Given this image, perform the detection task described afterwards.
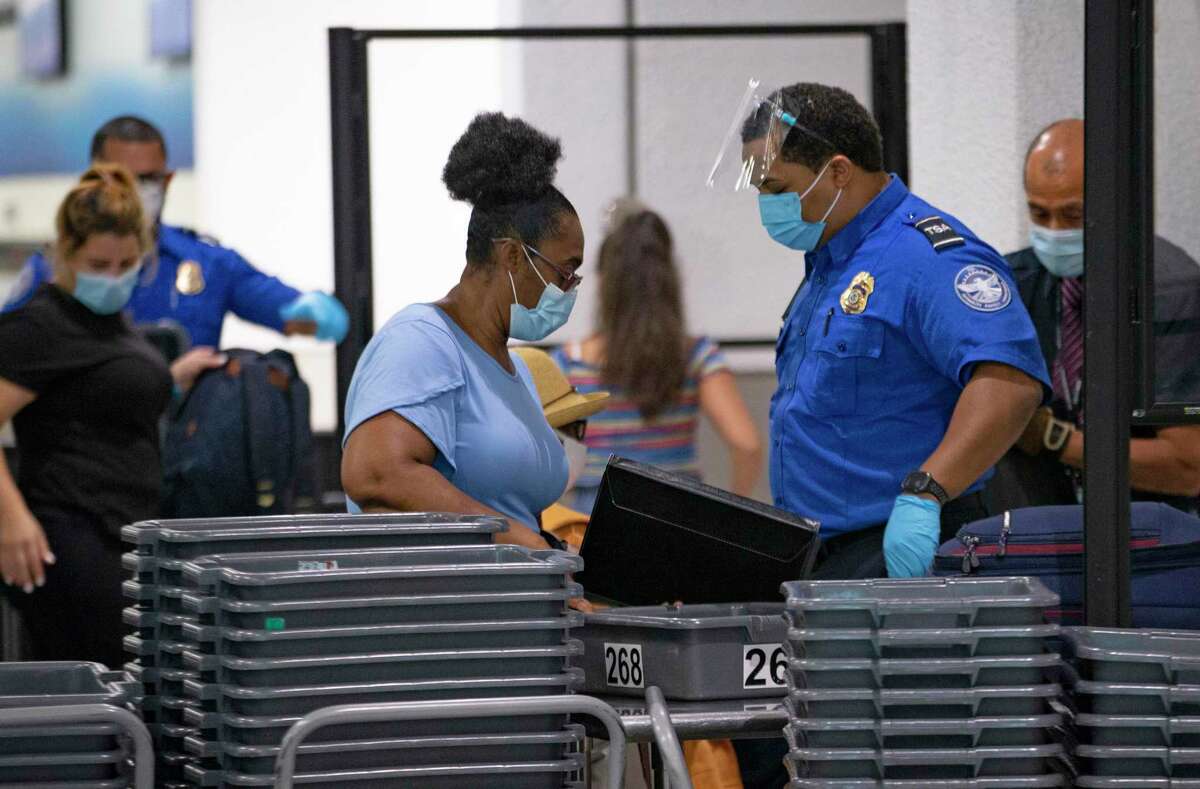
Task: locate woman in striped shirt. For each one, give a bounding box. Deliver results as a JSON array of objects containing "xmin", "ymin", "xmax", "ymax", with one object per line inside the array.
[{"xmin": 550, "ymin": 201, "xmax": 762, "ymax": 514}]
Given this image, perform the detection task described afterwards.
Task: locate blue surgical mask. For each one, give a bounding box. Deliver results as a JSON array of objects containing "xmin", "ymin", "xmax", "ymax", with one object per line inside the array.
[
  {"xmin": 137, "ymin": 180, "xmax": 165, "ymax": 229},
  {"xmin": 509, "ymin": 247, "xmax": 577, "ymax": 341},
  {"xmin": 758, "ymin": 159, "xmax": 843, "ymax": 252},
  {"xmin": 73, "ymin": 266, "xmax": 141, "ymax": 315},
  {"xmin": 1029, "ymin": 225, "xmax": 1084, "ymax": 279}
]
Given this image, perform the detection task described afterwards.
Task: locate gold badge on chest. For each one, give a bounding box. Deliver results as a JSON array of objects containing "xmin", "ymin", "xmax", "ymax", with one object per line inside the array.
[
  {"xmin": 176, "ymin": 260, "xmax": 205, "ymax": 296},
  {"xmin": 840, "ymin": 271, "xmax": 875, "ymax": 315}
]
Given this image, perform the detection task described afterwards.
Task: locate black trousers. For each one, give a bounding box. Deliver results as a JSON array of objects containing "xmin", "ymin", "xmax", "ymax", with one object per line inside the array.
[
  {"xmin": 734, "ymin": 493, "xmax": 990, "ymax": 789},
  {"xmin": 2, "ymin": 508, "xmax": 126, "ymax": 669}
]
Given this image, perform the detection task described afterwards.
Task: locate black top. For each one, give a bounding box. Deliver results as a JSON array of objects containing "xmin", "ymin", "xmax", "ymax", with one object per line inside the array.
[
  {"xmin": 991, "ymin": 238, "xmax": 1200, "ymax": 512},
  {"xmin": 0, "ymin": 285, "xmax": 173, "ymax": 533}
]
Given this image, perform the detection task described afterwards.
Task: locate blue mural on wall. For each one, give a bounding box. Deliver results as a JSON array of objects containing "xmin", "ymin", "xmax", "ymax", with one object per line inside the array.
[{"xmin": 0, "ymin": 71, "xmax": 193, "ymax": 175}]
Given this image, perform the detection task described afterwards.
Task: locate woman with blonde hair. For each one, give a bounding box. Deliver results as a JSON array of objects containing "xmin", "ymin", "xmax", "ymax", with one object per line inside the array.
[
  {"xmin": 0, "ymin": 164, "xmax": 221, "ymax": 665},
  {"xmin": 552, "ymin": 199, "xmax": 762, "ymax": 513}
]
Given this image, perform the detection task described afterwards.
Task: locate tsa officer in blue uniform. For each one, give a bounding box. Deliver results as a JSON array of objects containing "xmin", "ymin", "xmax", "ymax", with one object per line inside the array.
[
  {"xmin": 2, "ymin": 116, "xmax": 348, "ymax": 349},
  {"xmin": 737, "ymin": 83, "xmax": 1050, "ymax": 581}
]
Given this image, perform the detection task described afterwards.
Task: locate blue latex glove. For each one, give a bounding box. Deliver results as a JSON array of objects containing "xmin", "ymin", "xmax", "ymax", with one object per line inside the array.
[
  {"xmin": 882, "ymin": 494, "xmax": 942, "ymax": 578},
  {"xmin": 279, "ymin": 291, "xmax": 349, "ymax": 343}
]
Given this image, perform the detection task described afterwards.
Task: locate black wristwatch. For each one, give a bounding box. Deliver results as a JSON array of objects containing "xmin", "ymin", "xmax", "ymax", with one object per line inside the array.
[{"xmin": 901, "ymin": 470, "xmax": 950, "ymax": 506}]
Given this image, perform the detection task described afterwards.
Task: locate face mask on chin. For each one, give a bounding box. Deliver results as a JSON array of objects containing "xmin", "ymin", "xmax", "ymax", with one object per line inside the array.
[{"xmin": 558, "ymin": 432, "xmax": 588, "ymax": 494}]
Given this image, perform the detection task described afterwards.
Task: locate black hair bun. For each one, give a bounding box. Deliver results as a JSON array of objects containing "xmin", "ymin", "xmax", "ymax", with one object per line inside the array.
[{"xmin": 442, "ymin": 112, "xmax": 562, "ymax": 206}]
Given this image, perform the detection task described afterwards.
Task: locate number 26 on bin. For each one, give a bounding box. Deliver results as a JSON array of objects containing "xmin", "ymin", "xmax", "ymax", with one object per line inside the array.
[
  {"xmin": 743, "ymin": 644, "xmax": 786, "ymax": 689},
  {"xmin": 604, "ymin": 643, "xmax": 644, "ymax": 689}
]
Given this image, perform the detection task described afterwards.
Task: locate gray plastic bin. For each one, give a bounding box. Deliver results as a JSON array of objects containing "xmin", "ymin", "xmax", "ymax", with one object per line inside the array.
[
  {"xmin": 785, "ymin": 713, "xmax": 1063, "ymax": 749},
  {"xmin": 124, "ymin": 511, "xmax": 505, "ymax": 553},
  {"xmin": 0, "ymin": 721, "xmax": 126, "ymax": 756},
  {"xmin": 180, "ymin": 545, "xmax": 580, "ymax": 602},
  {"xmin": 787, "ymin": 624, "xmax": 1060, "ymax": 660},
  {"xmin": 122, "ymin": 513, "xmax": 506, "ymax": 587},
  {"xmin": 185, "ymin": 670, "xmax": 584, "ymax": 717},
  {"xmin": 0, "ymin": 748, "xmax": 127, "ymax": 782},
  {"xmin": 781, "ymin": 578, "xmax": 1058, "ymax": 630},
  {"xmin": 184, "ymin": 724, "xmax": 585, "ymax": 775},
  {"xmin": 784, "ymin": 743, "xmax": 1065, "ymax": 781},
  {"xmin": 186, "ymin": 706, "xmax": 573, "ymax": 748},
  {"xmin": 783, "ymin": 683, "xmax": 1064, "ymax": 720},
  {"xmin": 182, "ymin": 585, "xmax": 582, "ymax": 631},
  {"xmin": 1075, "ymin": 713, "xmax": 1200, "ymax": 747},
  {"xmin": 786, "ymin": 777, "xmax": 1068, "ymax": 788},
  {"xmin": 1075, "ymin": 744, "xmax": 1200, "ymax": 777},
  {"xmin": 0, "ymin": 663, "xmax": 136, "ymax": 710},
  {"xmin": 1070, "ymin": 679, "xmax": 1200, "ymax": 716},
  {"xmin": 182, "ymin": 641, "xmax": 583, "ymax": 687},
  {"xmin": 1075, "ymin": 778, "xmax": 1200, "ymax": 788},
  {"xmin": 788, "ymin": 653, "xmax": 1061, "ymax": 690},
  {"xmin": 576, "ymin": 603, "xmax": 787, "ymax": 700},
  {"xmin": 183, "ymin": 753, "xmax": 585, "ymax": 788},
  {"xmin": 182, "ymin": 613, "xmax": 582, "ymax": 659},
  {"xmin": 1063, "ymin": 628, "xmax": 1200, "ymax": 685}
]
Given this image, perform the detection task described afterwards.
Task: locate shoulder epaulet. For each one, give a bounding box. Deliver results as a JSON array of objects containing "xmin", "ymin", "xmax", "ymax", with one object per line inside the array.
[{"xmin": 913, "ymin": 216, "xmax": 965, "ymax": 253}]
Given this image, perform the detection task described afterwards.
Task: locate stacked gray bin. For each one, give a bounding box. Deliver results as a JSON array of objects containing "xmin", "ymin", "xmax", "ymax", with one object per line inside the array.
[
  {"xmin": 780, "ymin": 577, "xmax": 1070, "ymax": 788},
  {"xmin": 576, "ymin": 603, "xmax": 789, "ymax": 700},
  {"xmin": 0, "ymin": 661, "xmax": 143, "ymax": 787},
  {"xmin": 120, "ymin": 512, "xmax": 508, "ymax": 784},
  {"xmin": 167, "ymin": 541, "xmax": 584, "ymax": 787},
  {"xmin": 1064, "ymin": 627, "xmax": 1200, "ymax": 787}
]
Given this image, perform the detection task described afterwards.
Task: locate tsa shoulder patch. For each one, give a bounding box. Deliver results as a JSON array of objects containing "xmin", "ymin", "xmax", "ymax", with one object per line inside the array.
[
  {"xmin": 954, "ymin": 264, "xmax": 1012, "ymax": 312},
  {"xmin": 914, "ymin": 216, "xmax": 965, "ymax": 252}
]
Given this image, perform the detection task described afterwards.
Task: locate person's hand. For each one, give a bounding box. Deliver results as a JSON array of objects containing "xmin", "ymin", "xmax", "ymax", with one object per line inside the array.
[
  {"xmin": 280, "ymin": 292, "xmax": 349, "ymax": 343},
  {"xmin": 1016, "ymin": 406, "xmax": 1073, "ymax": 457},
  {"xmin": 0, "ymin": 509, "xmax": 54, "ymax": 593},
  {"xmin": 569, "ymin": 597, "xmax": 595, "ymax": 613},
  {"xmin": 169, "ymin": 347, "xmax": 227, "ymax": 392},
  {"xmin": 882, "ymin": 494, "xmax": 941, "ymax": 578}
]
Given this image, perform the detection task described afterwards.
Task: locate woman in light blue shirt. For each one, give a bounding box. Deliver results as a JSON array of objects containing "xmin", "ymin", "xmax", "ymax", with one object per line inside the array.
[{"xmin": 341, "ymin": 112, "xmax": 584, "ymax": 551}]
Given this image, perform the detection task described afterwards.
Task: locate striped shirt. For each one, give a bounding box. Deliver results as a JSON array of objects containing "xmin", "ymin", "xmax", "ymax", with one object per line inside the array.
[{"xmin": 549, "ymin": 337, "xmax": 729, "ymax": 514}]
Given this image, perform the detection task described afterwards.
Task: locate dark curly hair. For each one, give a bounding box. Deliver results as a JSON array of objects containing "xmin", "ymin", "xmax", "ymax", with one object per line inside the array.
[
  {"xmin": 442, "ymin": 112, "xmax": 577, "ymax": 265},
  {"xmin": 741, "ymin": 83, "xmax": 884, "ymax": 173}
]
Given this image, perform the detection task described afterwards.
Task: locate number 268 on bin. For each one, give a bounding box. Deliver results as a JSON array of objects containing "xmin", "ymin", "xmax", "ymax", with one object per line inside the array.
[{"xmin": 604, "ymin": 643, "xmax": 644, "ymax": 689}]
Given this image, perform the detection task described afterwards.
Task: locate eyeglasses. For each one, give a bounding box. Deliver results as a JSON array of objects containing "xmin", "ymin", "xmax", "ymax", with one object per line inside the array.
[
  {"xmin": 492, "ymin": 238, "xmax": 583, "ymax": 292},
  {"xmin": 524, "ymin": 244, "xmax": 583, "ymax": 292}
]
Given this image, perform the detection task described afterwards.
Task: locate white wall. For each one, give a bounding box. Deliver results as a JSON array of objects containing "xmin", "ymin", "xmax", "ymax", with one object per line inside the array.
[
  {"xmin": 907, "ymin": 0, "xmax": 1084, "ymax": 256},
  {"xmin": 1154, "ymin": 0, "xmax": 1200, "ymax": 262}
]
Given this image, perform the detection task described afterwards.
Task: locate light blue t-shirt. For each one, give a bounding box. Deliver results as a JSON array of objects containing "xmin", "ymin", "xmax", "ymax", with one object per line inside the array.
[{"xmin": 343, "ymin": 303, "xmax": 568, "ymax": 534}]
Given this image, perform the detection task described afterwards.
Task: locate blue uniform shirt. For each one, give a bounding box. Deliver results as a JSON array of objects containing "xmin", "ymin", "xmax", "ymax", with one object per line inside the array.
[
  {"xmin": 1, "ymin": 224, "xmax": 300, "ymax": 347},
  {"xmin": 770, "ymin": 176, "xmax": 1050, "ymax": 537}
]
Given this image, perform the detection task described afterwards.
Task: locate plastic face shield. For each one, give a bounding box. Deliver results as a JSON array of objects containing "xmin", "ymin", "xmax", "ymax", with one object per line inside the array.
[{"xmin": 705, "ymin": 79, "xmax": 795, "ymax": 193}]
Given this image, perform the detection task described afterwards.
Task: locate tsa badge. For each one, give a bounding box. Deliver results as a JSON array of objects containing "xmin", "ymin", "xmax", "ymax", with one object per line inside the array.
[
  {"xmin": 840, "ymin": 271, "xmax": 875, "ymax": 315},
  {"xmin": 176, "ymin": 260, "xmax": 205, "ymax": 296}
]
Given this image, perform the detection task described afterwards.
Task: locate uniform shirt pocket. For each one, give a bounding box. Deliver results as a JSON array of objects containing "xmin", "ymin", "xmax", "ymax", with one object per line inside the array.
[{"xmin": 798, "ymin": 316, "xmax": 885, "ymax": 418}]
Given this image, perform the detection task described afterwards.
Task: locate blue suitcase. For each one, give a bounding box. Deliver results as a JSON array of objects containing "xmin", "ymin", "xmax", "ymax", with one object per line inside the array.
[{"xmin": 934, "ymin": 502, "xmax": 1200, "ymax": 628}]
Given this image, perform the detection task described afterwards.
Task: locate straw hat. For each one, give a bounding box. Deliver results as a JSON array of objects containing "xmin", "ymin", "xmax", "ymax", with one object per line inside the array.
[{"xmin": 512, "ymin": 347, "xmax": 609, "ymax": 428}]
